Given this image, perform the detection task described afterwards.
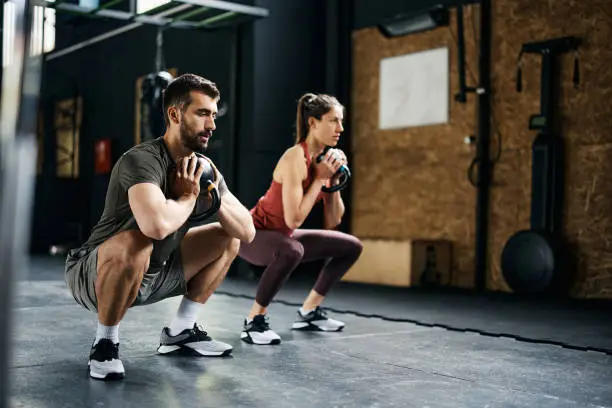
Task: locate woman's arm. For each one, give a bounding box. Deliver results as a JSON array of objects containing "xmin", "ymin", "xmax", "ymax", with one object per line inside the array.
[
  {"xmin": 280, "ymin": 149, "xmax": 326, "ymax": 230},
  {"xmin": 322, "ymin": 148, "xmax": 348, "ymax": 229},
  {"xmin": 322, "ymin": 179, "xmax": 345, "ymax": 229}
]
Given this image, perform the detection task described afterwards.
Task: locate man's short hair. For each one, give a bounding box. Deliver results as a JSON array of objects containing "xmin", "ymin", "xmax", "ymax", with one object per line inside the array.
[{"xmin": 162, "ymin": 73, "xmax": 220, "ymax": 124}]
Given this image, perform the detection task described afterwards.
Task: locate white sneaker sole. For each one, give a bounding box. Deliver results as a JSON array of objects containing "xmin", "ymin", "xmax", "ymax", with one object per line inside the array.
[
  {"xmin": 88, "ymin": 361, "xmax": 125, "ymax": 381},
  {"xmin": 240, "ymin": 331, "xmax": 281, "ymax": 345},
  {"xmin": 291, "ymin": 321, "xmax": 344, "ymax": 332},
  {"xmin": 157, "ymin": 344, "xmax": 232, "ymax": 356}
]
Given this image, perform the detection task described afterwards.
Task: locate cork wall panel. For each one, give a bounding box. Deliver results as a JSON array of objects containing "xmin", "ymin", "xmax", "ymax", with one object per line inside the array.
[
  {"xmin": 488, "ymin": 0, "xmax": 612, "ymax": 297},
  {"xmin": 351, "ymin": 8, "xmax": 480, "ymax": 288},
  {"xmin": 352, "ymin": 0, "xmax": 612, "ymax": 297}
]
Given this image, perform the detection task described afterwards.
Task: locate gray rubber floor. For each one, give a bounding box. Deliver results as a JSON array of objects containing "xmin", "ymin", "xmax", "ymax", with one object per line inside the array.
[
  {"xmin": 7, "ymin": 256, "xmax": 612, "ymax": 408},
  {"xmin": 225, "ymin": 260, "xmax": 612, "ymax": 355}
]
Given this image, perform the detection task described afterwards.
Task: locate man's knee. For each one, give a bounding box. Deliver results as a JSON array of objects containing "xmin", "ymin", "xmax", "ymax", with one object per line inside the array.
[
  {"xmin": 226, "ymin": 237, "xmax": 241, "ymax": 259},
  {"xmin": 98, "ymin": 229, "xmax": 153, "ymax": 281}
]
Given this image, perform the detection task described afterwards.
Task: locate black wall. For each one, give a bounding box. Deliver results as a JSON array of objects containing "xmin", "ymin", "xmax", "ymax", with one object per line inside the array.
[
  {"xmin": 237, "ymin": 0, "xmax": 327, "ymax": 209},
  {"xmin": 33, "ymin": 21, "xmax": 235, "ymax": 251},
  {"xmin": 31, "ymin": 0, "xmax": 344, "ymax": 253},
  {"xmin": 31, "ymin": 0, "xmax": 467, "ymax": 254}
]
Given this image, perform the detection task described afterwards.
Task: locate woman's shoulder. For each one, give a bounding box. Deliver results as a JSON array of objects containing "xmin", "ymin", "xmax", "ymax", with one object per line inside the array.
[
  {"xmin": 275, "ymin": 144, "xmax": 307, "ymax": 179},
  {"xmin": 280, "ymin": 144, "xmax": 307, "ymax": 164}
]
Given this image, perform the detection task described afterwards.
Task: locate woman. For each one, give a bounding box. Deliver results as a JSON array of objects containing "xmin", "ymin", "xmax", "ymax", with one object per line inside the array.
[{"xmin": 238, "ymin": 93, "xmax": 363, "ymax": 345}]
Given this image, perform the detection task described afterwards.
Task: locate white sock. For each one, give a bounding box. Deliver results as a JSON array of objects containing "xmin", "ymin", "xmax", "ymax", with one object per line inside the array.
[
  {"xmin": 95, "ymin": 322, "xmax": 119, "ymax": 345},
  {"xmin": 169, "ymin": 297, "xmax": 202, "ymax": 336},
  {"xmin": 300, "ymin": 307, "xmax": 314, "ymax": 316}
]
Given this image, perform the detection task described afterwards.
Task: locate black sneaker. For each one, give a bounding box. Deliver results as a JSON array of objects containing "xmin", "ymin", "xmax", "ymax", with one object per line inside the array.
[
  {"xmin": 292, "ymin": 306, "xmax": 345, "ymax": 332},
  {"xmin": 240, "ymin": 314, "xmax": 281, "ymax": 345},
  {"xmin": 157, "ymin": 323, "xmax": 233, "ymax": 356},
  {"xmin": 88, "ymin": 339, "xmax": 125, "ymax": 381}
]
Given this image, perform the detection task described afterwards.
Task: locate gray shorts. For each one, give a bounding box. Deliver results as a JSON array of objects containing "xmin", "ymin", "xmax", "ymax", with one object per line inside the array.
[{"xmin": 64, "ymin": 246, "xmax": 187, "ymax": 313}]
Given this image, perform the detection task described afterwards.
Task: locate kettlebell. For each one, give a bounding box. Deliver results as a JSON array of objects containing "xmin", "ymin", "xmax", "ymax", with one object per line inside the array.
[
  {"xmin": 316, "ymin": 149, "xmax": 352, "ymax": 193},
  {"xmin": 190, "ymin": 153, "xmax": 221, "ymax": 223}
]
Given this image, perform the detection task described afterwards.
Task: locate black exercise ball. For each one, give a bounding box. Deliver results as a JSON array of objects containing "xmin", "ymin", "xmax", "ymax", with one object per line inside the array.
[{"xmin": 501, "ymin": 229, "xmax": 557, "ymax": 294}]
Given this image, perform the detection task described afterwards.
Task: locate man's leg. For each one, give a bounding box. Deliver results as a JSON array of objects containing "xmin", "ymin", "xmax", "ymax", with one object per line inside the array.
[
  {"xmin": 157, "ymin": 222, "xmax": 239, "ymax": 356},
  {"xmin": 290, "ymin": 229, "xmax": 363, "ymax": 332},
  {"xmin": 84, "ymin": 230, "xmax": 153, "ymax": 381},
  {"xmin": 96, "ymin": 230, "xmax": 153, "ymax": 326}
]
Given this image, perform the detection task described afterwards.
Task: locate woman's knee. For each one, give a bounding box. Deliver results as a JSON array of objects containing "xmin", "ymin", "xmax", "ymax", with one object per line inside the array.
[
  {"xmin": 349, "ymin": 236, "xmax": 364, "ymax": 256},
  {"xmin": 276, "ymin": 239, "xmax": 305, "ymax": 263},
  {"xmin": 332, "ymin": 232, "xmax": 363, "ymax": 257}
]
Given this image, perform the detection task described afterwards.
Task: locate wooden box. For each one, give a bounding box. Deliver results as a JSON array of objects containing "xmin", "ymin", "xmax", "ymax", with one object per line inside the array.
[{"xmin": 342, "ymin": 239, "xmax": 453, "ymax": 287}]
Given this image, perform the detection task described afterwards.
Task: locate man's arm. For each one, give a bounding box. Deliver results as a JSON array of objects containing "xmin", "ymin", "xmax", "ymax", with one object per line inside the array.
[
  {"xmin": 215, "ymin": 175, "xmax": 256, "ymax": 243},
  {"xmin": 120, "ymin": 151, "xmax": 199, "ymax": 241},
  {"xmin": 129, "ymin": 184, "xmax": 196, "ymax": 240}
]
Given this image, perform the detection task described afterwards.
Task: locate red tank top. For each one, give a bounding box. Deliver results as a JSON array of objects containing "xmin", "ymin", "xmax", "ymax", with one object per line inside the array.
[{"xmin": 250, "ymin": 142, "xmax": 323, "ymax": 236}]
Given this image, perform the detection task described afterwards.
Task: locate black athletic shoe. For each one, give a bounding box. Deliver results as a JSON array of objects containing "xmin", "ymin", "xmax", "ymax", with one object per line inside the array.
[
  {"xmin": 292, "ymin": 306, "xmax": 345, "ymax": 332},
  {"xmin": 88, "ymin": 339, "xmax": 125, "ymax": 381},
  {"xmin": 157, "ymin": 323, "xmax": 233, "ymax": 356},
  {"xmin": 240, "ymin": 314, "xmax": 281, "ymax": 345}
]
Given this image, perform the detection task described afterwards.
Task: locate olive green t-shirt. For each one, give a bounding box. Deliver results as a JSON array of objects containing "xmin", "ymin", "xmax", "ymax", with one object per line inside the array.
[{"xmin": 79, "ymin": 137, "xmax": 227, "ymax": 268}]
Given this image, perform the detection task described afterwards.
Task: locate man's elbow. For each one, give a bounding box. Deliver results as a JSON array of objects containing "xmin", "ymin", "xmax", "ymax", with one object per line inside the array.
[
  {"xmin": 140, "ymin": 219, "xmax": 170, "ymax": 241},
  {"xmin": 242, "ymin": 222, "xmax": 256, "ymax": 243}
]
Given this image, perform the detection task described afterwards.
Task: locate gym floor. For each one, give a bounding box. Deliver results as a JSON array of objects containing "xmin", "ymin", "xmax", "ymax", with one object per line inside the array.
[{"xmin": 9, "ymin": 256, "xmax": 612, "ymax": 408}]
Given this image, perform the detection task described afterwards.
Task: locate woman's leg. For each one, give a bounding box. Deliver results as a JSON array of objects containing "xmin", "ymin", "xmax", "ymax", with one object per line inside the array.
[
  {"xmin": 238, "ymin": 229, "xmax": 305, "ymax": 344},
  {"xmin": 290, "ymin": 229, "xmax": 363, "ymax": 331}
]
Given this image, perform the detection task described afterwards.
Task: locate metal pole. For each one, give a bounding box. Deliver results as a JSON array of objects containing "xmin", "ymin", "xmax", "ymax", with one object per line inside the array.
[
  {"xmin": 226, "ymin": 26, "xmax": 239, "ymax": 190},
  {"xmin": 1, "ymin": 0, "xmax": 43, "ymax": 404},
  {"xmin": 474, "ymin": 0, "xmax": 492, "ymax": 292}
]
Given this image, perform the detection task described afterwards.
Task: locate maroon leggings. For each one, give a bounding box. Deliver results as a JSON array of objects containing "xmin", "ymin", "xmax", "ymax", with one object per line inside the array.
[{"xmin": 238, "ymin": 228, "xmax": 363, "ymax": 307}]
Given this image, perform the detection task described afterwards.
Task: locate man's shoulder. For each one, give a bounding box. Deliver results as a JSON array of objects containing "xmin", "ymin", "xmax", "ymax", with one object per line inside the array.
[
  {"xmin": 122, "ymin": 138, "xmax": 163, "ymax": 159},
  {"xmin": 113, "ymin": 139, "xmax": 169, "ymax": 183},
  {"xmin": 118, "ymin": 139, "xmax": 167, "ymax": 168}
]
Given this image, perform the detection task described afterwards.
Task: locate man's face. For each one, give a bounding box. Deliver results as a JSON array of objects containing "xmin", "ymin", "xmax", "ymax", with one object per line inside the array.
[{"xmin": 178, "ymin": 91, "xmax": 218, "ymax": 151}]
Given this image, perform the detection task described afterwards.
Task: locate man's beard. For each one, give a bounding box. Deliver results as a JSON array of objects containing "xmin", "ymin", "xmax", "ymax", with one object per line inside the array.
[{"xmin": 180, "ymin": 121, "xmax": 210, "ymax": 152}]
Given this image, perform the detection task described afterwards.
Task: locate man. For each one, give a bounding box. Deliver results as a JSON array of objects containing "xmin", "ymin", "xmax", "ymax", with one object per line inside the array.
[{"xmin": 64, "ymin": 73, "xmax": 255, "ymax": 381}]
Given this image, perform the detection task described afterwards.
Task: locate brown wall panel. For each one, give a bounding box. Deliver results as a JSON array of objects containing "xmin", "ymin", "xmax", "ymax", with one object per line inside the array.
[
  {"xmin": 351, "ymin": 2, "xmax": 612, "ymax": 297},
  {"xmin": 352, "ymin": 8, "xmax": 479, "ymax": 288}
]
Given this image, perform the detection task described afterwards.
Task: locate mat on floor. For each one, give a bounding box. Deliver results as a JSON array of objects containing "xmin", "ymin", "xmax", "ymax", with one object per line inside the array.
[{"xmin": 217, "ymin": 272, "xmax": 612, "ymax": 356}]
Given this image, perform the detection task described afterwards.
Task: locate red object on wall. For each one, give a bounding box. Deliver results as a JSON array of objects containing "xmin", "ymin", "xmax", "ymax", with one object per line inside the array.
[{"xmin": 94, "ymin": 139, "xmax": 112, "ymax": 175}]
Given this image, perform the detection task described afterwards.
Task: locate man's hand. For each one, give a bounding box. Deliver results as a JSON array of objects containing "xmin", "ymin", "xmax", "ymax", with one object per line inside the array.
[{"xmin": 172, "ymin": 154, "xmax": 205, "ymax": 199}]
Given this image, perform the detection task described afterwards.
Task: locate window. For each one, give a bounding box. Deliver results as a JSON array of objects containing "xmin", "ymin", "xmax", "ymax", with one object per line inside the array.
[
  {"xmin": 137, "ymin": 0, "xmax": 170, "ymax": 14},
  {"xmin": 3, "ymin": 0, "xmax": 56, "ymax": 67}
]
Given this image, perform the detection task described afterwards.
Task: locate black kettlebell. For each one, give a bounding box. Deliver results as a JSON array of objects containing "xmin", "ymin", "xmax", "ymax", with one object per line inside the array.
[
  {"xmin": 190, "ymin": 153, "xmax": 221, "ymax": 223},
  {"xmin": 316, "ymin": 149, "xmax": 351, "ymax": 193}
]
